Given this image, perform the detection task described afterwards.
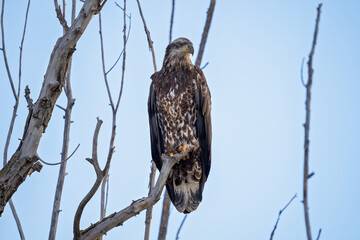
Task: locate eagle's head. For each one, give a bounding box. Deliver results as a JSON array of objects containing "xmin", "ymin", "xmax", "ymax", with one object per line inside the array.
[{"xmin": 163, "ymin": 37, "xmax": 194, "ymax": 69}]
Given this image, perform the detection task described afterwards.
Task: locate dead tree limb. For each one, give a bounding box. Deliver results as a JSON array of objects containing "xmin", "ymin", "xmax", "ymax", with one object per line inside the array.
[
  {"xmin": 269, "ymin": 194, "xmax": 297, "ymax": 240},
  {"xmin": 195, "ymin": 0, "xmax": 215, "ymax": 68},
  {"xmin": 79, "ymin": 148, "xmax": 192, "ymax": 240},
  {"xmin": 73, "ymin": 118, "xmax": 105, "ymax": 240},
  {"xmin": 49, "ymin": 0, "xmax": 76, "ymax": 238},
  {"xmin": 0, "ymin": 0, "xmax": 108, "ymax": 216},
  {"xmin": 303, "ymin": 3, "xmax": 322, "ymax": 240}
]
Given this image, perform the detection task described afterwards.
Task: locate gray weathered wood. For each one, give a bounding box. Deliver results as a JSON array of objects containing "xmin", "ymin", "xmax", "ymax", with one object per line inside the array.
[{"xmin": 0, "ymin": 0, "xmax": 107, "ymax": 216}]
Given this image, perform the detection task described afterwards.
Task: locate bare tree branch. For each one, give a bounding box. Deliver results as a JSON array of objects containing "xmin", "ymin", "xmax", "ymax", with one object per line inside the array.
[
  {"xmin": 158, "ymin": 191, "xmax": 170, "ymax": 240},
  {"xmin": 98, "ymin": 0, "xmax": 127, "ymax": 231},
  {"xmin": 54, "ymin": 0, "xmax": 69, "ymax": 31},
  {"xmin": 1, "ymin": 0, "xmax": 30, "ymax": 238},
  {"xmin": 49, "ymin": 1, "xmax": 76, "ymax": 237},
  {"xmin": 135, "ymin": 1, "xmax": 158, "ymax": 238},
  {"xmin": 99, "ymin": 11, "xmax": 115, "ymax": 111},
  {"xmin": 79, "ymin": 147, "xmax": 193, "ymax": 240},
  {"xmin": 169, "ymin": 0, "xmax": 175, "ymax": 43},
  {"xmin": 303, "ymin": 4, "xmax": 322, "ymax": 240},
  {"xmin": 105, "ymin": 2, "xmax": 131, "ymax": 75},
  {"xmin": 8, "ymin": 199, "xmax": 25, "ymax": 240},
  {"xmin": 0, "ymin": 0, "xmax": 108, "ymax": 216},
  {"xmin": 73, "ymin": 118, "xmax": 104, "ymax": 240},
  {"xmin": 175, "ymin": 214, "xmax": 188, "ymax": 240},
  {"xmin": 316, "ymin": 228, "xmax": 322, "ymax": 240},
  {"xmin": 195, "ymin": 0, "xmax": 215, "ymax": 67},
  {"xmin": 269, "ymin": 194, "xmax": 297, "ymax": 240},
  {"xmin": 38, "ymin": 144, "xmax": 79, "ymax": 166},
  {"xmin": 1, "ymin": 0, "xmax": 16, "ymax": 100},
  {"xmin": 136, "ymin": 0, "xmax": 157, "ymax": 72},
  {"xmin": 144, "ymin": 162, "xmax": 157, "ymax": 240},
  {"xmin": 114, "ymin": 0, "xmax": 127, "ymax": 113}
]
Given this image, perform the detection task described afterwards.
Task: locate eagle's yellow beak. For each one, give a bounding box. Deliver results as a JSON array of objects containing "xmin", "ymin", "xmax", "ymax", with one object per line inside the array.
[{"xmin": 180, "ymin": 44, "xmax": 194, "ymax": 55}]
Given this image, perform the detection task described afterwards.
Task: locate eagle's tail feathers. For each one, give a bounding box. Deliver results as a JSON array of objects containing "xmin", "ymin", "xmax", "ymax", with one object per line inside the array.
[{"xmin": 167, "ymin": 179, "xmax": 202, "ymax": 214}]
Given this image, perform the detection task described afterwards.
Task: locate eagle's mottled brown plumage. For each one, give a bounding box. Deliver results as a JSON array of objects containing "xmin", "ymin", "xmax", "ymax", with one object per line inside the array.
[{"xmin": 148, "ymin": 38, "xmax": 211, "ymax": 213}]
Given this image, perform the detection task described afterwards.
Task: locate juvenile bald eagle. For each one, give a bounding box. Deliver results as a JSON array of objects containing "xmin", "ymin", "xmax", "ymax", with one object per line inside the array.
[{"xmin": 148, "ymin": 37, "xmax": 212, "ymax": 213}]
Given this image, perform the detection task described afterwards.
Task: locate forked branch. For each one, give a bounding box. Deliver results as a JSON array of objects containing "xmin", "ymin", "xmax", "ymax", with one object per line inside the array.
[{"xmin": 73, "ymin": 118, "xmax": 105, "ymax": 240}]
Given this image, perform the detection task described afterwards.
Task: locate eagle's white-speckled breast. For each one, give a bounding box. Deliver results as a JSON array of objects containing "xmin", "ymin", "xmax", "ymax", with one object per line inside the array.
[{"xmin": 156, "ymin": 77, "xmax": 198, "ymax": 153}]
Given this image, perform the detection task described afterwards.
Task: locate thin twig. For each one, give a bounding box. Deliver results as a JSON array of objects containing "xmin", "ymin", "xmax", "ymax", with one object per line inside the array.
[
  {"xmin": 135, "ymin": 1, "xmax": 158, "ymax": 238},
  {"xmin": 104, "ymin": 174, "xmax": 110, "ymax": 213},
  {"xmin": 316, "ymin": 229, "xmax": 322, "ymax": 240},
  {"xmin": 269, "ymin": 194, "xmax": 297, "ymax": 240},
  {"xmin": 9, "ymin": 199, "xmax": 25, "ymax": 240},
  {"xmin": 114, "ymin": 0, "xmax": 127, "ymax": 113},
  {"xmin": 73, "ymin": 118, "xmax": 104, "ymax": 240},
  {"xmin": 99, "ymin": 11, "xmax": 114, "ymax": 111},
  {"xmin": 98, "ymin": 2, "xmax": 127, "ymax": 236},
  {"xmin": 2, "ymin": 0, "xmax": 30, "ymax": 238},
  {"xmin": 39, "ymin": 144, "xmax": 80, "ymax": 166},
  {"xmin": 195, "ymin": 0, "xmax": 215, "ymax": 67},
  {"xmin": 1, "ymin": 0, "xmax": 16, "ymax": 100},
  {"xmin": 169, "ymin": 0, "xmax": 175, "ymax": 43},
  {"xmin": 300, "ymin": 57, "xmax": 306, "ymax": 87},
  {"xmin": 201, "ymin": 61, "xmax": 209, "ymax": 70},
  {"xmin": 303, "ymin": 4, "xmax": 322, "ymax": 240},
  {"xmin": 175, "ymin": 215, "xmax": 188, "ymax": 240},
  {"xmin": 105, "ymin": 4, "xmax": 131, "ymax": 76},
  {"xmin": 56, "ymin": 104, "xmax": 66, "ymax": 111},
  {"xmin": 136, "ymin": 0, "xmax": 157, "ymax": 72}
]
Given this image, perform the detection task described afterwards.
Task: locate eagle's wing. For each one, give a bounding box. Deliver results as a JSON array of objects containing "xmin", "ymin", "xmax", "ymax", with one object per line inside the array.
[
  {"xmin": 148, "ymin": 81, "xmax": 164, "ymax": 170},
  {"xmin": 194, "ymin": 67, "xmax": 212, "ymax": 182}
]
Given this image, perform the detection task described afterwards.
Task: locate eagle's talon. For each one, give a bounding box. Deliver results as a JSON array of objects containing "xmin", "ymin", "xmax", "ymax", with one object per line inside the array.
[{"xmin": 169, "ymin": 153, "xmax": 174, "ymax": 157}]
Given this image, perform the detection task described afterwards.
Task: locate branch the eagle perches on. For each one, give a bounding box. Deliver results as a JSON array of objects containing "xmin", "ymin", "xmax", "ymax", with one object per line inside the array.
[{"xmin": 74, "ymin": 117, "xmax": 193, "ymax": 240}]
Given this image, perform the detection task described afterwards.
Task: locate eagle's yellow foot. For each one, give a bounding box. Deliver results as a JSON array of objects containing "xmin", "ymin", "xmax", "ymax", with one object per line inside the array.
[
  {"xmin": 178, "ymin": 144, "xmax": 188, "ymax": 152},
  {"xmin": 169, "ymin": 144, "xmax": 189, "ymax": 158}
]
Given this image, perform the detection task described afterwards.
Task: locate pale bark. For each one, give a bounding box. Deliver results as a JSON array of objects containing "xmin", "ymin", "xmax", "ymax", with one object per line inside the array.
[{"xmin": 0, "ymin": 0, "xmax": 107, "ymax": 216}]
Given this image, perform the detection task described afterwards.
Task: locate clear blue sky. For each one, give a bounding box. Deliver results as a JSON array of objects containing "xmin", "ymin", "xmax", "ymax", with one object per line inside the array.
[{"xmin": 1, "ymin": 0, "xmax": 360, "ymax": 239}]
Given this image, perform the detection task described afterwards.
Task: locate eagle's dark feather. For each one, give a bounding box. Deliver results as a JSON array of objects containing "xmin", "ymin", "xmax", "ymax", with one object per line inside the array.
[{"xmin": 148, "ymin": 38, "xmax": 211, "ymax": 213}]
